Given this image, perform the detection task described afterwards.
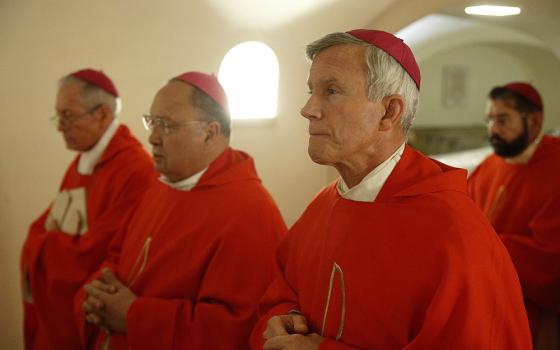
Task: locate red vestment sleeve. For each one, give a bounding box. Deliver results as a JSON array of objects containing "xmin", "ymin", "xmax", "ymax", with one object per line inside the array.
[
  {"xmin": 405, "ymin": 245, "xmax": 528, "ymax": 349},
  {"xmin": 319, "ymin": 339, "xmax": 363, "ymax": 350},
  {"xmin": 22, "ymin": 163, "xmax": 152, "ymax": 349},
  {"xmin": 74, "ymin": 217, "xmax": 131, "ymax": 348},
  {"xmin": 23, "ymin": 166, "xmax": 150, "ymax": 292},
  {"xmin": 24, "ymin": 194, "xmax": 132, "ymax": 289},
  {"xmin": 249, "ymin": 235, "xmax": 301, "ymax": 350},
  {"xmin": 499, "ymin": 191, "xmax": 560, "ymax": 310},
  {"xmin": 125, "ymin": 219, "xmax": 279, "ymax": 350}
]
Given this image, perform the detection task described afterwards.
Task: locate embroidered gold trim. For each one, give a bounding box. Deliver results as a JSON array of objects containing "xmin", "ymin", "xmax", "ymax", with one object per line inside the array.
[
  {"xmin": 126, "ymin": 235, "xmax": 152, "ymax": 287},
  {"xmin": 321, "ymin": 262, "xmax": 346, "ymax": 340},
  {"xmin": 336, "ymin": 263, "xmax": 346, "ymax": 341},
  {"xmin": 488, "ymin": 185, "xmax": 505, "ymax": 222},
  {"xmin": 100, "ymin": 330, "xmax": 111, "ymax": 350}
]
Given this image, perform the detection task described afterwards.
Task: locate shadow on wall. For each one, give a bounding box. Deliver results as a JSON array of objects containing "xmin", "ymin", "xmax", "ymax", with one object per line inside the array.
[{"xmin": 408, "ymin": 125, "xmax": 487, "ymax": 155}]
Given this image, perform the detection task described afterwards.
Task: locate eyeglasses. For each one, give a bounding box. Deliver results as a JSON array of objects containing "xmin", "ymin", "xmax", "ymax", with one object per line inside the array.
[
  {"xmin": 483, "ymin": 114, "xmax": 526, "ymax": 129},
  {"xmin": 141, "ymin": 114, "xmax": 206, "ymax": 135},
  {"xmin": 50, "ymin": 105, "xmax": 101, "ymax": 128}
]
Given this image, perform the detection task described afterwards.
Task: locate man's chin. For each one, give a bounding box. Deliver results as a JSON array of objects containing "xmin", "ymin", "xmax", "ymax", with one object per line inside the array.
[
  {"xmin": 153, "ymin": 161, "xmax": 164, "ymax": 173},
  {"xmin": 63, "ymin": 137, "xmax": 90, "ymax": 152},
  {"xmin": 308, "ymin": 149, "xmax": 333, "ymax": 166},
  {"xmin": 490, "ymin": 142, "xmax": 505, "ymax": 151},
  {"xmin": 65, "ymin": 142, "xmax": 82, "ymax": 152},
  {"xmin": 491, "ymin": 144, "xmax": 527, "ymax": 158}
]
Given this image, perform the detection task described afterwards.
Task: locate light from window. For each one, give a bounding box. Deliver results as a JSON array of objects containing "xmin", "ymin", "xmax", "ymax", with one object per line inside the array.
[{"xmin": 218, "ymin": 41, "xmax": 279, "ymax": 119}]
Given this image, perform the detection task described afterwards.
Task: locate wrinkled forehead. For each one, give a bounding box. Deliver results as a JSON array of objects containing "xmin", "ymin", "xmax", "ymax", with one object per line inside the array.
[
  {"xmin": 55, "ymin": 82, "xmax": 85, "ymax": 110},
  {"xmin": 308, "ymin": 44, "xmax": 368, "ymax": 86}
]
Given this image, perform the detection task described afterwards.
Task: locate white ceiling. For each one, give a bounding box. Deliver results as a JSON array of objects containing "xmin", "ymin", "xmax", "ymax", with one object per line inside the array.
[
  {"xmin": 204, "ymin": 0, "xmax": 560, "ymax": 57},
  {"xmin": 397, "ymin": 14, "xmax": 552, "ymax": 61},
  {"xmin": 437, "ymin": 0, "xmax": 560, "ymax": 53}
]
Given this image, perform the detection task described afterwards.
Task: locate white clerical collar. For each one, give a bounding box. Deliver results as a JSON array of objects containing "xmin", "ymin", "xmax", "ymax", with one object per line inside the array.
[
  {"xmin": 337, "ymin": 143, "xmax": 405, "ymax": 202},
  {"xmin": 505, "ymin": 133, "xmax": 543, "ymax": 165},
  {"xmin": 159, "ymin": 167, "xmax": 208, "ymax": 191},
  {"xmin": 77, "ymin": 118, "xmax": 120, "ymax": 175}
]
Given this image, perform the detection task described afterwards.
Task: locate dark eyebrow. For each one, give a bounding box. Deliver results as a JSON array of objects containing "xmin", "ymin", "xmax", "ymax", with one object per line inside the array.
[{"xmin": 494, "ymin": 113, "xmax": 511, "ymax": 118}]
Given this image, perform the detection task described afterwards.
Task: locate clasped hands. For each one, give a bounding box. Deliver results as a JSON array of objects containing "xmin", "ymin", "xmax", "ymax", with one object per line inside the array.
[
  {"xmin": 263, "ymin": 313, "xmax": 324, "ymax": 350},
  {"xmin": 82, "ymin": 268, "xmax": 136, "ymax": 333},
  {"xmin": 83, "ymin": 271, "xmax": 324, "ymax": 349}
]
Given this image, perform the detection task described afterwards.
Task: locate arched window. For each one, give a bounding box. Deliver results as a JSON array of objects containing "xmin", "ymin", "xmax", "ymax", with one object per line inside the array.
[{"xmin": 218, "ymin": 41, "xmax": 279, "ymax": 119}]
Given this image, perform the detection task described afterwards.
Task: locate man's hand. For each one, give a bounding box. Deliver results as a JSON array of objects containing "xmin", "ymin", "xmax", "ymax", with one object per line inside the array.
[
  {"xmin": 264, "ymin": 313, "xmax": 310, "ymax": 339},
  {"xmin": 264, "ymin": 333, "xmax": 324, "ymax": 350},
  {"xmin": 83, "ymin": 269, "xmax": 136, "ymax": 333},
  {"xmin": 82, "ymin": 277, "xmax": 116, "ymax": 327}
]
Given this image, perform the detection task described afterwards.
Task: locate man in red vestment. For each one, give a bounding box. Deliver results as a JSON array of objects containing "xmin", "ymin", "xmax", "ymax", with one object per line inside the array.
[
  {"xmin": 250, "ymin": 29, "xmax": 532, "ymax": 350},
  {"xmin": 78, "ymin": 71, "xmax": 286, "ymax": 350},
  {"xmin": 20, "ymin": 69, "xmax": 156, "ymax": 350},
  {"xmin": 468, "ymin": 82, "xmax": 560, "ymax": 349}
]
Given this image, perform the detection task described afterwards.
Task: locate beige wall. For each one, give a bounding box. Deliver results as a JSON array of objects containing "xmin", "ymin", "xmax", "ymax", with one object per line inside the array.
[
  {"xmin": 416, "ymin": 44, "xmax": 529, "ymax": 127},
  {"xmin": 414, "ymin": 42, "xmax": 560, "ymax": 130}
]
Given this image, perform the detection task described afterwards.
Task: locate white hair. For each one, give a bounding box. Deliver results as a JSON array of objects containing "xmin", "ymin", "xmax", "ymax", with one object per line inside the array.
[
  {"xmin": 59, "ymin": 75, "xmax": 121, "ymax": 116},
  {"xmin": 306, "ymin": 32, "xmax": 419, "ymax": 133}
]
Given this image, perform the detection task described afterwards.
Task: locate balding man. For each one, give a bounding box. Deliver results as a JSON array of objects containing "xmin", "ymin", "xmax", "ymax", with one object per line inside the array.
[
  {"xmin": 78, "ymin": 72, "xmax": 286, "ymax": 350},
  {"xmin": 469, "ymin": 82, "xmax": 560, "ymax": 350},
  {"xmin": 250, "ymin": 29, "xmax": 531, "ymax": 350},
  {"xmin": 21, "ymin": 69, "xmax": 156, "ymax": 350}
]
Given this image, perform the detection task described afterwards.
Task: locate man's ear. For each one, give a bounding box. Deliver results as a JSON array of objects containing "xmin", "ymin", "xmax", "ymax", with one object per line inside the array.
[
  {"xmin": 204, "ymin": 121, "xmax": 221, "ymax": 144},
  {"xmin": 379, "ymin": 95, "xmax": 404, "ymax": 132},
  {"xmin": 95, "ymin": 104, "xmax": 113, "ymax": 129},
  {"xmin": 528, "ymin": 111, "xmax": 543, "ymax": 133}
]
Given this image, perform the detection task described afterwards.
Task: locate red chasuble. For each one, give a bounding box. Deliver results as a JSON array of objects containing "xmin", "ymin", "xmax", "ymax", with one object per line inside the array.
[
  {"xmin": 251, "ymin": 145, "xmax": 531, "ymax": 350},
  {"xmin": 21, "ymin": 125, "xmax": 156, "ymax": 350},
  {"xmin": 79, "ymin": 148, "xmax": 286, "ymax": 350},
  {"xmin": 469, "ymin": 135, "xmax": 560, "ymax": 345}
]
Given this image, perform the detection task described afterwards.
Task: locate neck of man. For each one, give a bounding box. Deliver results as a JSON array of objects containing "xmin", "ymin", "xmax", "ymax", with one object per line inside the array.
[
  {"xmin": 336, "ymin": 134, "xmax": 406, "ymax": 189},
  {"xmin": 505, "ymin": 132, "xmax": 542, "ymax": 165},
  {"xmin": 165, "ymin": 136, "xmax": 230, "ymax": 183},
  {"xmin": 191, "ymin": 137, "xmax": 230, "ymax": 179},
  {"xmin": 205, "ymin": 136, "xmax": 230, "ymax": 167},
  {"xmin": 80, "ymin": 114, "xmax": 115, "ymax": 152}
]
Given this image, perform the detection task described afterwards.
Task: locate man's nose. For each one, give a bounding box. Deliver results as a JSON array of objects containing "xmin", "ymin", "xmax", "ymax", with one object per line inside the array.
[
  {"xmin": 148, "ymin": 128, "xmax": 162, "ymax": 146},
  {"xmin": 300, "ymin": 96, "xmax": 321, "ymax": 120},
  {"xmin": 487, "ymin": 120, "xmax": 502, "ymax": 135},
  {"xmin": 57, "ymin": 120, "xmax": 68, "ymax": 132}
]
